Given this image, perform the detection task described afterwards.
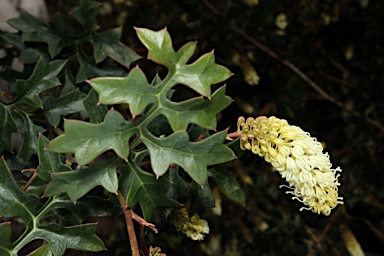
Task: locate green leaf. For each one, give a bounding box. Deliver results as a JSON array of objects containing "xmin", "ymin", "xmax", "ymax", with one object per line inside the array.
[
  {"xmin": 28, "ymin": 244, "xmax": 53, "ymax": 256},
  {"xmin": 210, "ymin": 167, "xmax": 245, "ymax": 204},
  {"xmin": 72, "ymin": 0, "xmax": 100, "ymax": 32},
  {"xmin": 45, "ymin": 158, "xmax": 120, "ymax": 201},
  {"xmin": 44, "ymin": 90, "xmax": 86, "ymax": 127},
  {"xmin": 136, "ymin": 27, "xmax": 232, "ymax": 96},
  {"xmin": 0, "ymin": 222, "xmax": 12, "ymax": 254},
  {"xmin": 160, "ymin": 86, "xmax": 232, "ymax": 131},
  {"xmin": 143, "ymin": 130, "xmax": 236, "ymax": 185},
  {"xmin": 83, "ymin": 89, "xmax": 108, "ymax": 123},
  {"xmin": 76, "ymin": 57, "xmax": 110, "ymax": 82},
  {"xmin": 47, "ymin": 110, "xmax": 136, "ymax": 165},
  {"xmin": 166, "ymin": 166, "xmax": 188, "ymax": 199},
  {"xmin": 16, "ymin": 111, "xmax": 45, "ymax": 161},
  {"xmin": 89, "ymin": 66, "xmax": 158, "ymax": 117},
  {"xmin": 0, "ymin": 157, "xmax": 37, "ymax": 223},
  {"xmin": 0, "ymin": 103, "xmax": 18, "ymax": 152},
  {"xmin": 92, "ymin": 27, "xmax": 141, "ymax": 67},
  {"xmin": 36, "ymin": 134, "xmax": 72, "ymax": 181},
  {"xmin": 123, "ymin": 160, "xmax": 180, "ymax": 220},
  {"xmin": 13, "ymin": 57, "xmax": 65, "ymax": 108},
  {"xmin": 16, "ymin": 223, "xmax": 105, "ymax": 256},
  {"xmin": 189, "ymin": 180, "xmax": 214, "ymax": 215},
  {"xmin": 7, "ymin": 12, "xmax": 71, "ymax": 58}
]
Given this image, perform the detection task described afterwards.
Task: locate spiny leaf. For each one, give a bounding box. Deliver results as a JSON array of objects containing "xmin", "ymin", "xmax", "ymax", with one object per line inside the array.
[
  {"xmin": 210, "ymin": 167, "xmax": 245, "ymax": 204},
  {"xmin": 83, "ymin": 89, "xmax": 108, "ymax": 123},
  {"xmin": 89, "ymin": 66, "xmax": 158, "ymax": 117},
  {"xmin": 16, "ymin": 111, "xmax": 45, "ymax": 161},
  {"xmin": 44, "ymin": 90, "xmax": 86, "ymax": 127},
  {"xmin": 27, "ymin": 244, "xmax": 52, "ymax": 256},
  {"xmin": 47, "ymin": 110, "xmax": 136, "ymax": 165},
  {"xmin": 136, "ymin": 27, "xmax": 232, "ymax": 96},
  {"xmin": 15, "ymin": 224, "xmax": 105, "ymax": 256},
  {"xmin": 0, "ymin": 103, "xmax": 18, "ymax": 152},
  {"xmin": 7, "ymin": 12, "xmax": 71, "ymax": 58},
  {"xmin": 0, "ymin": 222, "xmax": 12, "ymax": 254},
  {"xmin": 143, "ymin": 130, "xmax": 236, "ymax": 185},
  {"xmin": 92, "ymin": 27, "xmax": 141, "ymax": 67},
  {"xmin": 0, "ymin": 157, "xmax": 37, "ymax": 223},
  {"xmin": 71, "ymin": 0, "xmax": 100, "ymax": 32},
  {"xmin": 123, "ymin": 160, "xmax": 180, "ymax": 220},
  {"xmin": 13, "ymin": 57, "xmax": 65, "ymax": 108},
  {"xmin": 36, "ymin": 134, "xmax": 72, "ymax": 181},
  {"xmin": 44, "ymin": 158, "xmax": 120, "ymax": 201},
  {"xmin": 160, "ymin": 86, "xmax": 232, "ymax": 131}
]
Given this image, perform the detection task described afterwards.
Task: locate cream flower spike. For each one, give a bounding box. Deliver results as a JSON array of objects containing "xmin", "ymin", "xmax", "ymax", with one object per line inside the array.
[
  {"xmin": 172, "ymin": 208, "xmax": 210, "ymax": 241},
  {"xmin": 237, "ymin": 116, "xmax": 343, "ymax": 216}
]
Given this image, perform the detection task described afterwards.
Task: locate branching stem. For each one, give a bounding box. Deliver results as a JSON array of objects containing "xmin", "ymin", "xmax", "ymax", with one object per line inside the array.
[{"xmin": 117, "ymin": 190, "xmax": 140, "ymax": 256}]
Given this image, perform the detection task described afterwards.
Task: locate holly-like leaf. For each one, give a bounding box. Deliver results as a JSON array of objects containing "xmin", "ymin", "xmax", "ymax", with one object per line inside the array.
[
  {"xmin": 160, "ymin": 86, "xmax": 232, "ymax": 131},
  {"xmin": 71, "ymin": 0, "xmax": 100, "ymax": 32},
  {"xmin": 89, "ymin": 66, "xmax": 158, "ymax": 117},
  {"xmin": 83, "ymin": 89, "xmax": 108, "ymax": 123},
  {"xmin": 0, "ymin": 103, "xmax": 18, "ymax": 153},
  {"xmin": 0, "ymin": 157, "xmax": 37, "ymax": 223},
  {"xmin": 7, "ymin": 12, "xmax": 71, "ymax": 58},
  {"xmin": 16, "ymin": 111, "xmax": 45, "ymax": 161},
  {"xmin": 92, "ymin": 27, "xmax": 141, "ymax": 67},
  {"xmin": 43, "ymin": 90, "xmax": 86, "ymax": 127},
  {"xmin": 47, "ymin": 110, "xmax": 136, "ymax": 165},
  {"xmin": 210, "ymin": 167, "xmax": 245, "ymax": 204},
  {"xmin": 36, "ymin": 135, "xmax": 72, "ymax": 181},
  {"xmin": 123, "ymin": 160, "xmax": 180, "ymax": 220},
  {"xmin": 45, "ymin": 158, "xmax": 120, "ymax": 201},
  {"xmin": 12, "ymin": 57, "xmax": 65, "ymax": 108},
  {"xmin": 143, "ymin": 130, "xmax": 236, "ymax": 185},
  {"xmin": 16, "ymin": 223, "xmax": 105, "ymax": 256},
  {"xmin": 136, "ymin": 27, "xmax": 232, "ymax": 96},
  {"xmin": 0, "ymin": 222, "xmax": 12, "ymax": 254},
  {"xmin": 189, "ymin": 181, "xmax": 214, "ymax": 215},
  {"xmin": 28, "ymin": 244, "xmax": 52, "ymax": 256}
]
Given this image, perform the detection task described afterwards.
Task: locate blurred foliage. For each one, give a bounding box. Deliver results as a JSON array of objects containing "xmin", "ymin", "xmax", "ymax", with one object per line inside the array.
[{"xmin": 2, "ymin": 0, "xmax": 384, "ymax": 255}]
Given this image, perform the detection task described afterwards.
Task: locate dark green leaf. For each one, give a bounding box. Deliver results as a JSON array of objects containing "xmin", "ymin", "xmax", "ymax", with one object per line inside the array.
[
  {"xmin": 36, "ymin": 134, "xmax": 72, "ymax": 181},
  {"xmin": 166, "ymin": 166, "xmax": 188, "ymax": 200},
  {"xmin": 47, "ymin": 110, "xmax": 136, "ymax": 165},
  {"xmin": 0, "ymin": 157, "xmax": 37, "ymax": 223},
  {"xmin": 0, "ymin": 222, "xmax": 12, "ymax": 254},
  {"xmin": 92, "ymin": 27, "xmax": 141, "ymax": 67},
  {"xmin": 13, "ymin": 57, "xmax": 65, "ymax": 108},
  {"xmin": 83, "ymin": 89, "xmax": 108, "ymax": 123},
  {"xmin": 15, "ymin": 224, "xmax": 105, "ymax": 256},
  {"xmin": 123, "ymin": 160, "xmax": 180, "ymax": 220},
  {"xmin": 16, "ymin": 111, "xmax": 45, "ymax": 161},
  {"xmin": 0, "ymin": 103, "xmax": 18, "ymax": 152},
  {"xmin": 7, "ymin": 12, "xmax": 71, "ymax": 58},
  {"xmin": 89, "ymin": 67, "xmax": 158, "ymax": 117},
  {"xmin": 72, "ymin": 0, "xmax": 100, "ymax": 32},
  {"xmin": 28, "ymin": 244, "xmax": 53, "ymax": 256},
  {"xmin": 143, "ymin": 130, "xmax": 236, "ymax": 185},
  {"xmin": 43, "ymin": 90, "xmax": 86, "ymax": 127},
  {"xmin": 45, "ymin": 158, "xmax": 120, "ymax": 201},
  {"xmin": 210, "ymin": 167, "xmax": 245, "ymax": 204},
  {"xmin": 76, "ymin": 57, "xmax": 110, "ymax": 82},
  {"xmin": 190, "ymin": 180, "xmax": 214, "ymax": 215}
]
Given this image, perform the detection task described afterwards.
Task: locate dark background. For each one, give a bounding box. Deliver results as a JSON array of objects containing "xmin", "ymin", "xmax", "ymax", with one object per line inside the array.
[{"xmin": 7, "ymin": 0, "xmax": 384, "ymax": 255}]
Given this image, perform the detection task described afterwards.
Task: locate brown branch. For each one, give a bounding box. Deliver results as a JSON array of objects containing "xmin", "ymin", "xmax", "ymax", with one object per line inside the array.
[
  {"xmin": 21, "ymin": 169, "xmax": 38, "ymax": 192},
  {"xmin": 117, "ymin": 190, "xmax": 140, "ymax": 256}
]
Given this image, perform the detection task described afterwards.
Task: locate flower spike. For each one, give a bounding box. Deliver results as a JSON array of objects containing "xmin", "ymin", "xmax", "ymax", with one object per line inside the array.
[{"xmin": 237, "ymin": 116, "xmax": 343, "ymax": 215}]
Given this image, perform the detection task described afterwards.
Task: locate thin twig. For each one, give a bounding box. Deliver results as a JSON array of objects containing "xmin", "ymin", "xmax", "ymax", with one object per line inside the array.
[
  {"xmin": 21, "ymin": 169, "xmax": 37, "ymax": 192},
  {"xmin": 200, "ymin": 0, "xmax": 384, "ymax": 134},
  {"xmin": 117, "ymin": 190, "xmax": 140, "ymax": 256}
]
